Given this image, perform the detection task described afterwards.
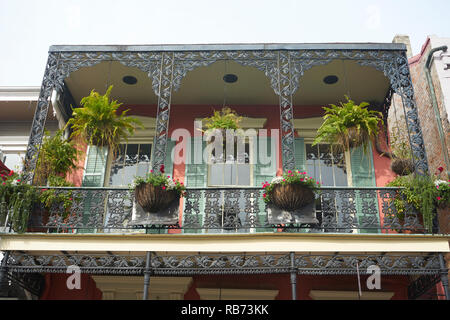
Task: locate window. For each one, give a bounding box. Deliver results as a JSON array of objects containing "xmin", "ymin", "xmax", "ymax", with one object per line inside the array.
[
  {"xmin": 108, "ymin": 143, "xmax": 152, "ymax": 187},
  {"xmin": 208, "ymin": 139, "xmax": 252, "ymax": 186},
  {"xmin": 305, "ymin": 143, "xmax": 349, "ymax": 187}
]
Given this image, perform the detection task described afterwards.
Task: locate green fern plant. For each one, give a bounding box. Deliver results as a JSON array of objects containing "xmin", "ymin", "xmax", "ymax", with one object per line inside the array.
[
  {"xmin": 202, "ymin": 107, "xmax": 242, "ymax": 131},
  {"xmin": 65, "ymin": 85, "xmax": 143, "ymax": 157},
  {"xmin": 35, "ymin": 129, "xmax": 79, "ymax": 185},
  {"xmin": 313, "ymin": 96, "xmax": 383, "ymax": 155}
]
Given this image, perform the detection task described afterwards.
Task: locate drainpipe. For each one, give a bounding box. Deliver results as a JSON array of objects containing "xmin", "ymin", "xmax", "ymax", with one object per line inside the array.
[{"xmin": 424, "ymin": 45, "xmax": 450, "ymax": 177}]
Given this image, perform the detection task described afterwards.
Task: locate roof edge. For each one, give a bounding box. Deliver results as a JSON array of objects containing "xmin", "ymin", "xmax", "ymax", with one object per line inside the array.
[{"xmin": 49, "ymin": 42, "xmax": 407, "ymax": 52}]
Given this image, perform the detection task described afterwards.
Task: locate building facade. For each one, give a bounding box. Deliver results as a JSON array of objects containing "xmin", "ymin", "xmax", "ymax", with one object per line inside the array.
[{"xmin": 0, "ymin": 43, "xmax": 449, "ymax": 300}]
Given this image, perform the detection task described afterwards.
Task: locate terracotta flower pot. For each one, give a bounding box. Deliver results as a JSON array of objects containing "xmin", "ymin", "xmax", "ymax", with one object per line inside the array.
[
  {"xmin": 269, "ymin": 184, "xmax": 315, "ymax": 211},
  {"xmin": 391, "ymin": 158, "xmax": 415, "ymax": 176},
  {"xmin": 135, "ymin": 183, "xmax": 179, "ymax": 213}
]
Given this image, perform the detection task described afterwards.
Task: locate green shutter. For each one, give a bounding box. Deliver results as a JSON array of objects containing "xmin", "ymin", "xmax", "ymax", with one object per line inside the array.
[
  {"xmin": 294, "ymin": 138, "xmax": 306, "ymax": 172},
  {"xmin": 253, "ymin": 136, "xmax": 276, "ymax": 232},
  {"xmin": 81, "ymin": 146, "xmax": 108, "ymax": 233},
  {"xmin": 350, "ymin": 143, "xmax": 380, "ymax": 234},
  {"xmin": 82, "ymin": 146, "xmax": 108, "ymax": 187},
  {"xmin": 183, "ymin": 137, "xmax": 207, "ymax": 233}
]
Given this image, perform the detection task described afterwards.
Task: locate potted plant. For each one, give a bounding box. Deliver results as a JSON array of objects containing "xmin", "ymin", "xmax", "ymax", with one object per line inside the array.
[
  {"xmin": 202, "ymin": 107, "xmax": 242, "ymax": 134},
  {"xmin": 386, "ymin": 174, "xmax": 438, "ymax": 233},
  {"xmin": 434, "ymin": 167, "xmax": 450, "ymax": 233},
  {"xmin": 0, "ymin": 170, "xmax": 39, "ymax": 233},
  {"xmin": 34, "ymin": 129, "xmax": 80, "ymax": 185},
  {"xmin": 38, "ymin": 175, "xmax": 79, "ymax": 228},
  {"xmin": 313, "ymin": 96, "xmax": 384, "ymax": 154},
  {"xmin": 263, "ymin": 170, "xmax": 320, "ymax": 210},
  {"xmin": 132, "ymin": 165, "xmax": 186, "ymax": 214},
  {"xmin": 65, "ymin": 85, "xmax": 143, "ymax": 157},
  {"xmin": 389, "ymin": 124, "xmax": 415, "ymax": 176}
]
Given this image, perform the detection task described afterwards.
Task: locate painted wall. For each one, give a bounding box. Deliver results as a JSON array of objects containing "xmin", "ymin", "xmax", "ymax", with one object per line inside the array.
[
  {"xmin": 183, "ymin": 274, "xmax": 410, "ymax": 300},
  {"xmin": 40, "ymin": 273, "xmax": 102, "ymax": 300}
]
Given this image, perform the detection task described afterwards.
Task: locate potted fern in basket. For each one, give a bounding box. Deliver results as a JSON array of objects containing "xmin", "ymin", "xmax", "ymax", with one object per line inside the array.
[
  {"xmin": 65, "ymin": 85, "xmax": 143, "ymax": 158},
  {"xmin": 313, "ymin": 96, "xmax": 384, "ymax": 155}
]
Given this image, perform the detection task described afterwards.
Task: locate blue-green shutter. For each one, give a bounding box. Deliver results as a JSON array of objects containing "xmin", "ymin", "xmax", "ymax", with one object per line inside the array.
[
  {"xmin": 183, "ymin": 137, "xmax": 207, "ymax": 233},
  {"xmin": 80, "ymin": 146, "xmax": 108, "ymax": 233},
  {"xmin": 294, "ymin": 138, "xmax": 306, "ymax": 172},
  {"xmin": 350, "ymin": 143, "xmax": 380, "ymax": 234},
  {"xmin": 253, "ymin": 137, "xmax": 276, "ymax": 232}
]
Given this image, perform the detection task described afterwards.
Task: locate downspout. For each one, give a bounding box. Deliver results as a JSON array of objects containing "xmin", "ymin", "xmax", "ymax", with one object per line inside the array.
[{"xmin": 424, "ymin": 45, "xmax": 450, "ymax": 177}]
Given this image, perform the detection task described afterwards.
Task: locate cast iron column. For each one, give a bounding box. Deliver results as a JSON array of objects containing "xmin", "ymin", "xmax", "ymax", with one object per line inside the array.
[
  {"xmin": 143, "ymin": 251, "xmax": 152, "ymax": 300},
  {"xmin": 0, "ymin": 251, "xmax": 10, "ymax": 297},
  {"xmin": 152, "ymin": 52, "xmax": 175, "ymax": 172},
  {"xmin": 277, "ymin": 51, "xmax": 296, "ymax": 172},
  {"xmin": 290, "ymin": 252, "xmax": 297, "ymax": 300}
]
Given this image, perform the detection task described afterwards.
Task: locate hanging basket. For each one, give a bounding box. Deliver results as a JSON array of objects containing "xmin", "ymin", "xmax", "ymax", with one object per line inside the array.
[
  {"xmin": 338, "ymin": 127, "xmax": 369, "ymax": 149},
  {"xmin": 269, "ymin": 184, "xmax": 315, "ymax": 211},
  {"xmin": 391, "ymin": 158, "xmax": 415, "ymax": 176},
  {"xmin": 134, "ymin": 183, "xmax": 179, "ymax": 213}
]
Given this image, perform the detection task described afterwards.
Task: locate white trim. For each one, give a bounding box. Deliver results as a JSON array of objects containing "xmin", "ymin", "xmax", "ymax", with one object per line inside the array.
[
  {"xmin": 0, "ymin": 87, "xmax": 40, "ymax": 101},
  {"xmin": 1, "ymin": 234, "xmax": 448, "ymax": 253}
]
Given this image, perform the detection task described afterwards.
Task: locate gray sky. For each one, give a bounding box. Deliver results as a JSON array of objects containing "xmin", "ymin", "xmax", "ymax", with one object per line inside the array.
[{"xmin": 0, "ymin": 0, "xmax": 448, "ymax": 86}]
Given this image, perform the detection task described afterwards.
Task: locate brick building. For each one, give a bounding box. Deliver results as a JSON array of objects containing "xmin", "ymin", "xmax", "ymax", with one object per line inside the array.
[{"xmin": 389, "ymin": 35, "xmax": 450, "ymax": 177}]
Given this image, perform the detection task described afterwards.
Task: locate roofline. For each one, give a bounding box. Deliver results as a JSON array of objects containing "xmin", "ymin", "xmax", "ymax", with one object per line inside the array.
[
  {"xmin": 0, "ymin": 87, "xmax": 40, "ymax": 101},
  {"xmin": 49, "ymin": 42, "xmax": 407, "ymax": 53}
]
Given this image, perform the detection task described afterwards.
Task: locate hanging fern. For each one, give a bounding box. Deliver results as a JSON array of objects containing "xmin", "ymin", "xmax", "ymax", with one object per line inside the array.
[
  {"xmin": 313, "ymin": 96, "xmax": 383, "ymax": 155},
  {"xmin": 65, "ymin": 85, "xmax": 143, "ymax": 158}
]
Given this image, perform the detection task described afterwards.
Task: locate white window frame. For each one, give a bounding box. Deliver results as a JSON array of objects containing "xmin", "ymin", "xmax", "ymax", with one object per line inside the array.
[
  {"xmin": 104, "ymin": 141, "xmax": 153, "ymax": 188},
  {"xmin": 207, "ymin": 136, "xmax": 254, "ymax": 187},
  {"xmin": 302, "ymin": 138, "xmax": 353, "ymax": 187}
]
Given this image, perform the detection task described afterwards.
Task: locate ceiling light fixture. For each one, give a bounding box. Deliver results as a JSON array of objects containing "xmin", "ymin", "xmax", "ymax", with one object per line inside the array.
[
  {"xmin": 123, "ymin": 75, "xmax": 138, "ymax": 85},
  {"xmin": 323, "ymin": 75, "xmax": 338, "ymax": 85},
  {"xmin": 223, "ymin": 74, "xmax": 238, "ymax": 83}
]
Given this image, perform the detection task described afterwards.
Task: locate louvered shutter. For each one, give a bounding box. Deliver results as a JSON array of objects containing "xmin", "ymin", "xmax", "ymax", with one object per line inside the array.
[
  {"xmin": 183, "ymin": 137, "xmax": 207, "ymax": 233},
  {"xmin": 350, "ymin": 143, "xmax": 380, "ymax": 234},
  {"xmin": 253, "ymin": 136, "xmax": 276, "ymax": 232}
]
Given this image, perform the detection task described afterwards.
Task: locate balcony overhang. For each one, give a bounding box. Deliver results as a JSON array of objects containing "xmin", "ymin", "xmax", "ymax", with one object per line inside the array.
[{"xmin": 1, "ymin": 233, "xmax": 448, "ymax": 253}]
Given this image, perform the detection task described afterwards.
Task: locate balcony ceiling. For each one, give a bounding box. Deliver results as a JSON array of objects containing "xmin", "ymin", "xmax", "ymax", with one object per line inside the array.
[{"xmin": 64, "ymin": 59, "xmax": 390, "ymax": 108}]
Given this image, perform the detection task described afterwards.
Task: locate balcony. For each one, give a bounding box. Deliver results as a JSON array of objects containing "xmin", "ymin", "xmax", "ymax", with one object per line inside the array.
[{"xmin": 0, "ymin": 186, "xmax": 436, "ymax": 235}]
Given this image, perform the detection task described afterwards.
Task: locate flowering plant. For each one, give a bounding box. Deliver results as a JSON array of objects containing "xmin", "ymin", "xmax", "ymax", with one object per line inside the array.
[
  {"xmin": 262, "ymin": 170, "xmax": 321, "ymax": 204},
  {"xmin": 131, "ymin": 165, "xmax": 186, "ymax": 196},
  {"xmin": 0, "ymin": 170, "xmax": 39, "ymax": 233},
  {"xmin": 434, "ymin": 166, "xmax": 450, "ymax": 209}
]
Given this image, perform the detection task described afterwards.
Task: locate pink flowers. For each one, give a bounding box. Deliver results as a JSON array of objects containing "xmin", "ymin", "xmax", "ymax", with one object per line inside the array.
[
  {"xmin": 437, "ymin": 196, "xmax": 442, "ymax": 201},
  {"xmin": 162, "ymin": 186, "xmax": 166, "ymax": 190}
]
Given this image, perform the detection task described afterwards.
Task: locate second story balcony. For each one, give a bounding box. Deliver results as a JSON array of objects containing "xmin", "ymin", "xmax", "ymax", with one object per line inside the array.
[{"xmin": 0, "ymin": 43, "xmax": 448, "ymax": 237}]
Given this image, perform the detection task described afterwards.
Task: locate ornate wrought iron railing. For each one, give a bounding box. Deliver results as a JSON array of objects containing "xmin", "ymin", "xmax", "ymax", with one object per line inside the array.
[{"xmin": 0, "ymin": 186, "xmax": 438, "ymax": 234}]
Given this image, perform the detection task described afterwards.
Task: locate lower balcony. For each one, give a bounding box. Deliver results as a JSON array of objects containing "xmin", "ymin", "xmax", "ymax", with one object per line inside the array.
[{"xmin": 0, "ymin": 186, "xmax": 441, "ymax": 235}]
